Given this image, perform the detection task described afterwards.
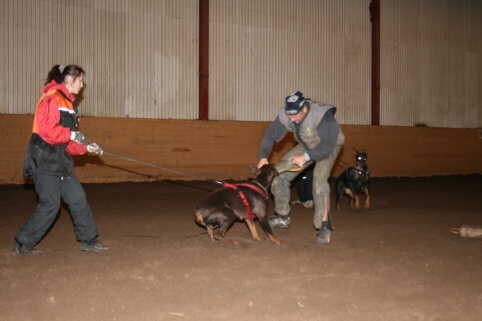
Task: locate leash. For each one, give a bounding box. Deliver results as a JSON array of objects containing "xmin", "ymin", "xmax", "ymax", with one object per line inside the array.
[
  {"xmin": 102, "ymin": 150, "xmax": 273, "ymax": 220},
  {"xmin": 100, "ymin": 150, "xmax": 225, "ymax": 185},
  {"xmin": 103, "ymin": 150, "xmax": 269, "ymax": 218},
  {"xmin": 336, "ymin": 158, "xmax": 351, "ymax": 170},
  {"xmin": 123, "ymin": 230, "xmax": 213, "ymax": 239},
  {"xmin": 84, "ymin": 134, "xmax": 224, "ymax": 184}
]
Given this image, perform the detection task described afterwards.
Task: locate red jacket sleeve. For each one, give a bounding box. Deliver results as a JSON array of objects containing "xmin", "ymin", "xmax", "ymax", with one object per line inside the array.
[
  {"xmin": 66, "ymin": 141, "xmax": 87, "ymax": 155},
  {"xmin": 36, "ymin": 95, "xmax": 87, "ymax": 156}
]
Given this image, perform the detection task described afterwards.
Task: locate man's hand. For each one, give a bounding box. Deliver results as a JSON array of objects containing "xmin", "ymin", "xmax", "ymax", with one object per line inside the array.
[
  {"xmin": 86, "ymin": 143, "xmax": 104, "ymax": 155},
  {"xmin": 290, "ymin": 155, "xmax": 307, "ymax": 168},
  {"xmin": 70, "ymin": 131, "xmax": 86, "ymax": 144}
]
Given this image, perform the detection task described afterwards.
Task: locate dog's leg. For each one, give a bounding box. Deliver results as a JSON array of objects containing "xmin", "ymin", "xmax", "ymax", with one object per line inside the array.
[
  {"xmin": 220, "ymin": 233, "xmax": 238, "ymax": 245},
  {"xmin": 354, "ymin": 194, "xmax": 361, "ymax": 210},
  {"xmin": 336, "ymin": 191, "xmax": 343, "ymax": 212},
  {"xmin": 336, "ymin": 190, "xmax": 344, "ymax": 212},
  {"xmin": 195, "ymin": 211, "xmax": 215, "ymax": 241},
  {"xmin": 342, "ymin": 189, "xmax": 355, "ymax": 210},
  {"xmin": 206, "ymin": 225, "xmax": 215, "ymax": 242},
  {"xmin": 364, "ymin": 189, "xmax": 370, "ymax": 210},
  {"xmin": 217, "ymin": 219, "xmax": 238, "ymax": 245},
  {"xmin": 266, "ymin": 234, "xmax": 281, "ymax": 245},
  {"xmin": 244, "ymin": 219, "xmax": 261, "ymax": 242},
  {"xmin": 258, "ymin": 217, "xmax": 281, "ymax": 244}
]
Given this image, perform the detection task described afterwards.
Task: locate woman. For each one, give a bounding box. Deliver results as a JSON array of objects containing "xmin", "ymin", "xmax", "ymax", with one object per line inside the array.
[{"xmin": 13, "ymin": 64, "xmax": 109, "ymax": 255}]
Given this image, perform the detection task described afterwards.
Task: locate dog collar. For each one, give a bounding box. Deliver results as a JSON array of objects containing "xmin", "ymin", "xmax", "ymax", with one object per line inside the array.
[{"xmin": 352, "ymin": 164, "xmax": 369, "ymax": 176}]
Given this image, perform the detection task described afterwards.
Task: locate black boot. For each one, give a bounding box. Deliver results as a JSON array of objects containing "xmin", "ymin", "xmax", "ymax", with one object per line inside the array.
[
  {"xmin": 12, "ymin": 241, "xmax": 42, "ymax": 255},
  {"xmin": 316, "ymin": 221, "xmax": 331, "ymax": 245},
  {"xmin": 80, "ymin": 239, "xmax": 110, "ymax": 252}
]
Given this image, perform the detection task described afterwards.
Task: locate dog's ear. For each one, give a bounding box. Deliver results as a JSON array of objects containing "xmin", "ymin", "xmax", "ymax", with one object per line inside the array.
[
  {"xmin": 352, "ymin": 148, "xmax": 360, "ymax": 159},
  {"xmin": 248, "ymin": 165, "xmax": 261, "ymax": 176}
]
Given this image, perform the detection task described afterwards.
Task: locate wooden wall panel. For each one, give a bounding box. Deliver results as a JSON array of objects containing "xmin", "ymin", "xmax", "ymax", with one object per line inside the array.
[{"xmin": 1, "ymin": 115, "xmax": 481, "ymax": 185}]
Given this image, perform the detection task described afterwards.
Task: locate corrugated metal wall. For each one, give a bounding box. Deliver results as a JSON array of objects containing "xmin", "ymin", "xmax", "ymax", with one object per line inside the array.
[
  {"xmin": 0, "ymin": 0, "xmax": 372, "ymax": 124},
  {"xmin": 0, "ymin": 0, "xmax": 480, "ymax": 127},
  {"xmin": 0, "ymin": 0, "xmax": 199, "ymax": 119},
  {"xmin": 209, "ymin": 0, "xmax": 372, "ymax": 123},
  {"xmin": 380, "ymin": 0, "xmax": 482, "ymax": 128}
]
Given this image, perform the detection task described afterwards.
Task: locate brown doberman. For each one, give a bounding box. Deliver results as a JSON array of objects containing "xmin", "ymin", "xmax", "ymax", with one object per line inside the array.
[{"xmin": 194, "ymin": 164, "xmax": 280, "ymax": 245}]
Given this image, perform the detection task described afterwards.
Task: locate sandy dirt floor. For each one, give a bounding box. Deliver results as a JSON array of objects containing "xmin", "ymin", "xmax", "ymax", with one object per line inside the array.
[{"xmin": 1, "ymin": 174, "xmax": 482, "ymax": 321}]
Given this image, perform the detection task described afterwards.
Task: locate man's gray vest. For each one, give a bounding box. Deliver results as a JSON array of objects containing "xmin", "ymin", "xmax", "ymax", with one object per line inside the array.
[{"xmin": 278, "ymin": 101, "xmax": 336, "ymax": 150}]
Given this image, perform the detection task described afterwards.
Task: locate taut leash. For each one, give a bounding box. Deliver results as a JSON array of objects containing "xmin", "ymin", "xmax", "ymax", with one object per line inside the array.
[
  {"xmin": 84, "ymin": 135, "xmax": 221, "ymax": 183},
  {"xmin": 101, "ymin": 151, "xmax": 224, "ymax": 185}
]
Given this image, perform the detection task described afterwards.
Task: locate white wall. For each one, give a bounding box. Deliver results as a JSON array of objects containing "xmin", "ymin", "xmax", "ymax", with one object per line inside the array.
[
  {"xmin": 380, "ymin": 0, "xmax": 482, "ymax": 128},
  {"xmin": 0, "ymin": 0, "xmax": 480, "ymax": 128}
]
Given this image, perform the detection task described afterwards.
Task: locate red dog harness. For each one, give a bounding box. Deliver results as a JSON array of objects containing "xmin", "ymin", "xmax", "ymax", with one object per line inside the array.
[{"xmin": 223, "ymin": 182, "xmax": 267, "ymax": 220}]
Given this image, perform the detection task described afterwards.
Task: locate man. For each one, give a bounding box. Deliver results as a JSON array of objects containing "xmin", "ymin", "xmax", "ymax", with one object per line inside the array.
[{"xmin": 257, "ymin": 91, "xmax": 344, "ymax": 244}]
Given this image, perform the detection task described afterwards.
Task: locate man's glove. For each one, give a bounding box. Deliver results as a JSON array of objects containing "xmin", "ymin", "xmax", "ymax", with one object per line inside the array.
[
  {"xmin": 70, "ymin": 131, "xmax": 86, "ymax": 144},
  {"xmin": 86, "ymin": 143, "xmax": 104, "ymax": 155}
]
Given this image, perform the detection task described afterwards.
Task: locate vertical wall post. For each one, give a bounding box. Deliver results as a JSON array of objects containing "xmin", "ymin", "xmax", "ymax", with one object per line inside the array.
[
  {"xmin": 199, "ymin": 0, "xmax": 209, "ymax": 120},
  {"xmin": 370, "ymin": 0, "xmax": 380, "ymax": 125}
]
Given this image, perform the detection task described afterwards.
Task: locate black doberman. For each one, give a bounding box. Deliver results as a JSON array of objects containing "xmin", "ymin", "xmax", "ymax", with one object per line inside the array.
[
  {"xmin": 194, "ymin": 164, "xmax": 280, "ymax": 244},
  {"xmin": 335, "ymin": 149, "xmax": 370, "ymax": 212}
]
